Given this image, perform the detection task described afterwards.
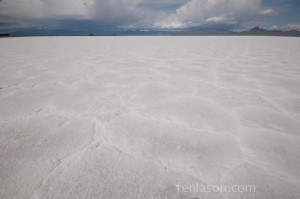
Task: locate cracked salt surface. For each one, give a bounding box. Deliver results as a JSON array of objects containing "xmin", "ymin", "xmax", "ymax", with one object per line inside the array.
[{"xmin": 0, "ymin": 36, "xmax": 300, "ymax": 199}]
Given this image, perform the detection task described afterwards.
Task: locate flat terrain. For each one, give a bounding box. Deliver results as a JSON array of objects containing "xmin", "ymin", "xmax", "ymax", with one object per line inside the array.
[{"xmin": 0, "ymin": 36, "xmax": 300, "ymax": 199}]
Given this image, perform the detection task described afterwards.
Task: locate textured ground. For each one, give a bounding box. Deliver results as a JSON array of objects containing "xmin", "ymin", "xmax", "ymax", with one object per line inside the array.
[{"xmin": 0, "ymin": 36, "xmax": 300, "ymax": 199}]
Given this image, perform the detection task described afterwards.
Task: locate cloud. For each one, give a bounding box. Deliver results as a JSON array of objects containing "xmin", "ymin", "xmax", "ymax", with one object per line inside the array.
[
  {"xmin": 172, "ymin": 0, "xmax": 264, "ymax": 27},
  {"xmin": 270, "ymin": 23, "xmax": 300, "ymax": 31},
  {"xmin": 0, "ymin": 0, "xmax": 148, "ymax": 29},
  {"xmin": 0, "ymin": 0, "xmax": 285, "ymax": 31},
  {"xmin": 205, "ymin": 16, "xmax": 237, "ymax": 25},
  {"xmin": 286, "ymin": 23, "xmax": 300, "ymax": 31},
  {"xmin": 0, "ymin": 0, "xmax": 142, "ymax": 20},
  {"xmin": 258, "ymin": 9, "xmax": 278, "ymax": 17},
  {"xmin": 90, "ymin": 0, "xmax": 144, "ymax": 27}
]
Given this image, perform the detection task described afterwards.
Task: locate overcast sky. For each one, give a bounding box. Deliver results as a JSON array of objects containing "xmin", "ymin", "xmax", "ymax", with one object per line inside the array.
[{"xmin": 0, "ymin": 0, "xmax": 299, "ymax": 33}]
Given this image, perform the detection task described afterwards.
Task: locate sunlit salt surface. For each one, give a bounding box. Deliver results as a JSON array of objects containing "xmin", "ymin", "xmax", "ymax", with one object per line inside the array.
[{"xmin": 0, "ymin": 36, "xmax": 300, "ymax": 199}]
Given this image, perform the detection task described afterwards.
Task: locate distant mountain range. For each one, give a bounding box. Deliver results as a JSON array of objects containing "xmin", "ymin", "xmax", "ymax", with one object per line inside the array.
[
  {"xmin": 239, "ymin": 27, "xmax": 300, "ymax": 37},
  {"xmin": 169, "ymin": 27, "xmax": 300, "ymax": 36},
  {"xmin": 1, "ymin": 27, "xmax": 300, "ymax": 37}
]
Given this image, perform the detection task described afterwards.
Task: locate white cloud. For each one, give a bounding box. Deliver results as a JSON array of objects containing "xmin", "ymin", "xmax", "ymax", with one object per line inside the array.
[
  {"xmin": 258, "ymin": 9, "xmax": 278, "ymax": 17},
  {"xmin": 151, "ymin": 0, "xmax": 280, "ymax": 28},
  {"xmin": 153, "ymin": 0, "xmax": 267, "ymax": 28},
  {"xmin": 205, "ymin": 16, "xmax": 237, "ymax": 25},
  {"xmin": 271, "ymin": 23, "xmax": 300, "ymax": 31},
  {"xmin": 175, "ymin": 0, "xmax": 262, "ymax": 25},
  {"xmin": 153, "ymin": 14, "xmax": 184, "ymax": 28},
  {"xmin": 285, "ymin": 23, "xmax": 300, "ymax": 31}
]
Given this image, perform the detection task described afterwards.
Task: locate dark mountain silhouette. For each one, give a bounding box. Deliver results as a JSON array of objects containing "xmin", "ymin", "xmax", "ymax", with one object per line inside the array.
[{"xmin": 240, "ymin": 26, "xmax": 300, "ymax": 37}]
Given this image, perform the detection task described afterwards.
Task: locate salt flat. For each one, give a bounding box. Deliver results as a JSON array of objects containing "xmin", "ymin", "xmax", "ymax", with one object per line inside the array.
[{"xmin": 0, "ymin": 36, "xmax": 300, "ymax": 199}]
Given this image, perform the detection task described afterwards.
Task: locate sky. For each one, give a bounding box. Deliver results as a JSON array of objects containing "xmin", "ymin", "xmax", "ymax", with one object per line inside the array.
[{"xmin": 0, "ymin": 0, "xmax": 299, "ymax": 34}]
